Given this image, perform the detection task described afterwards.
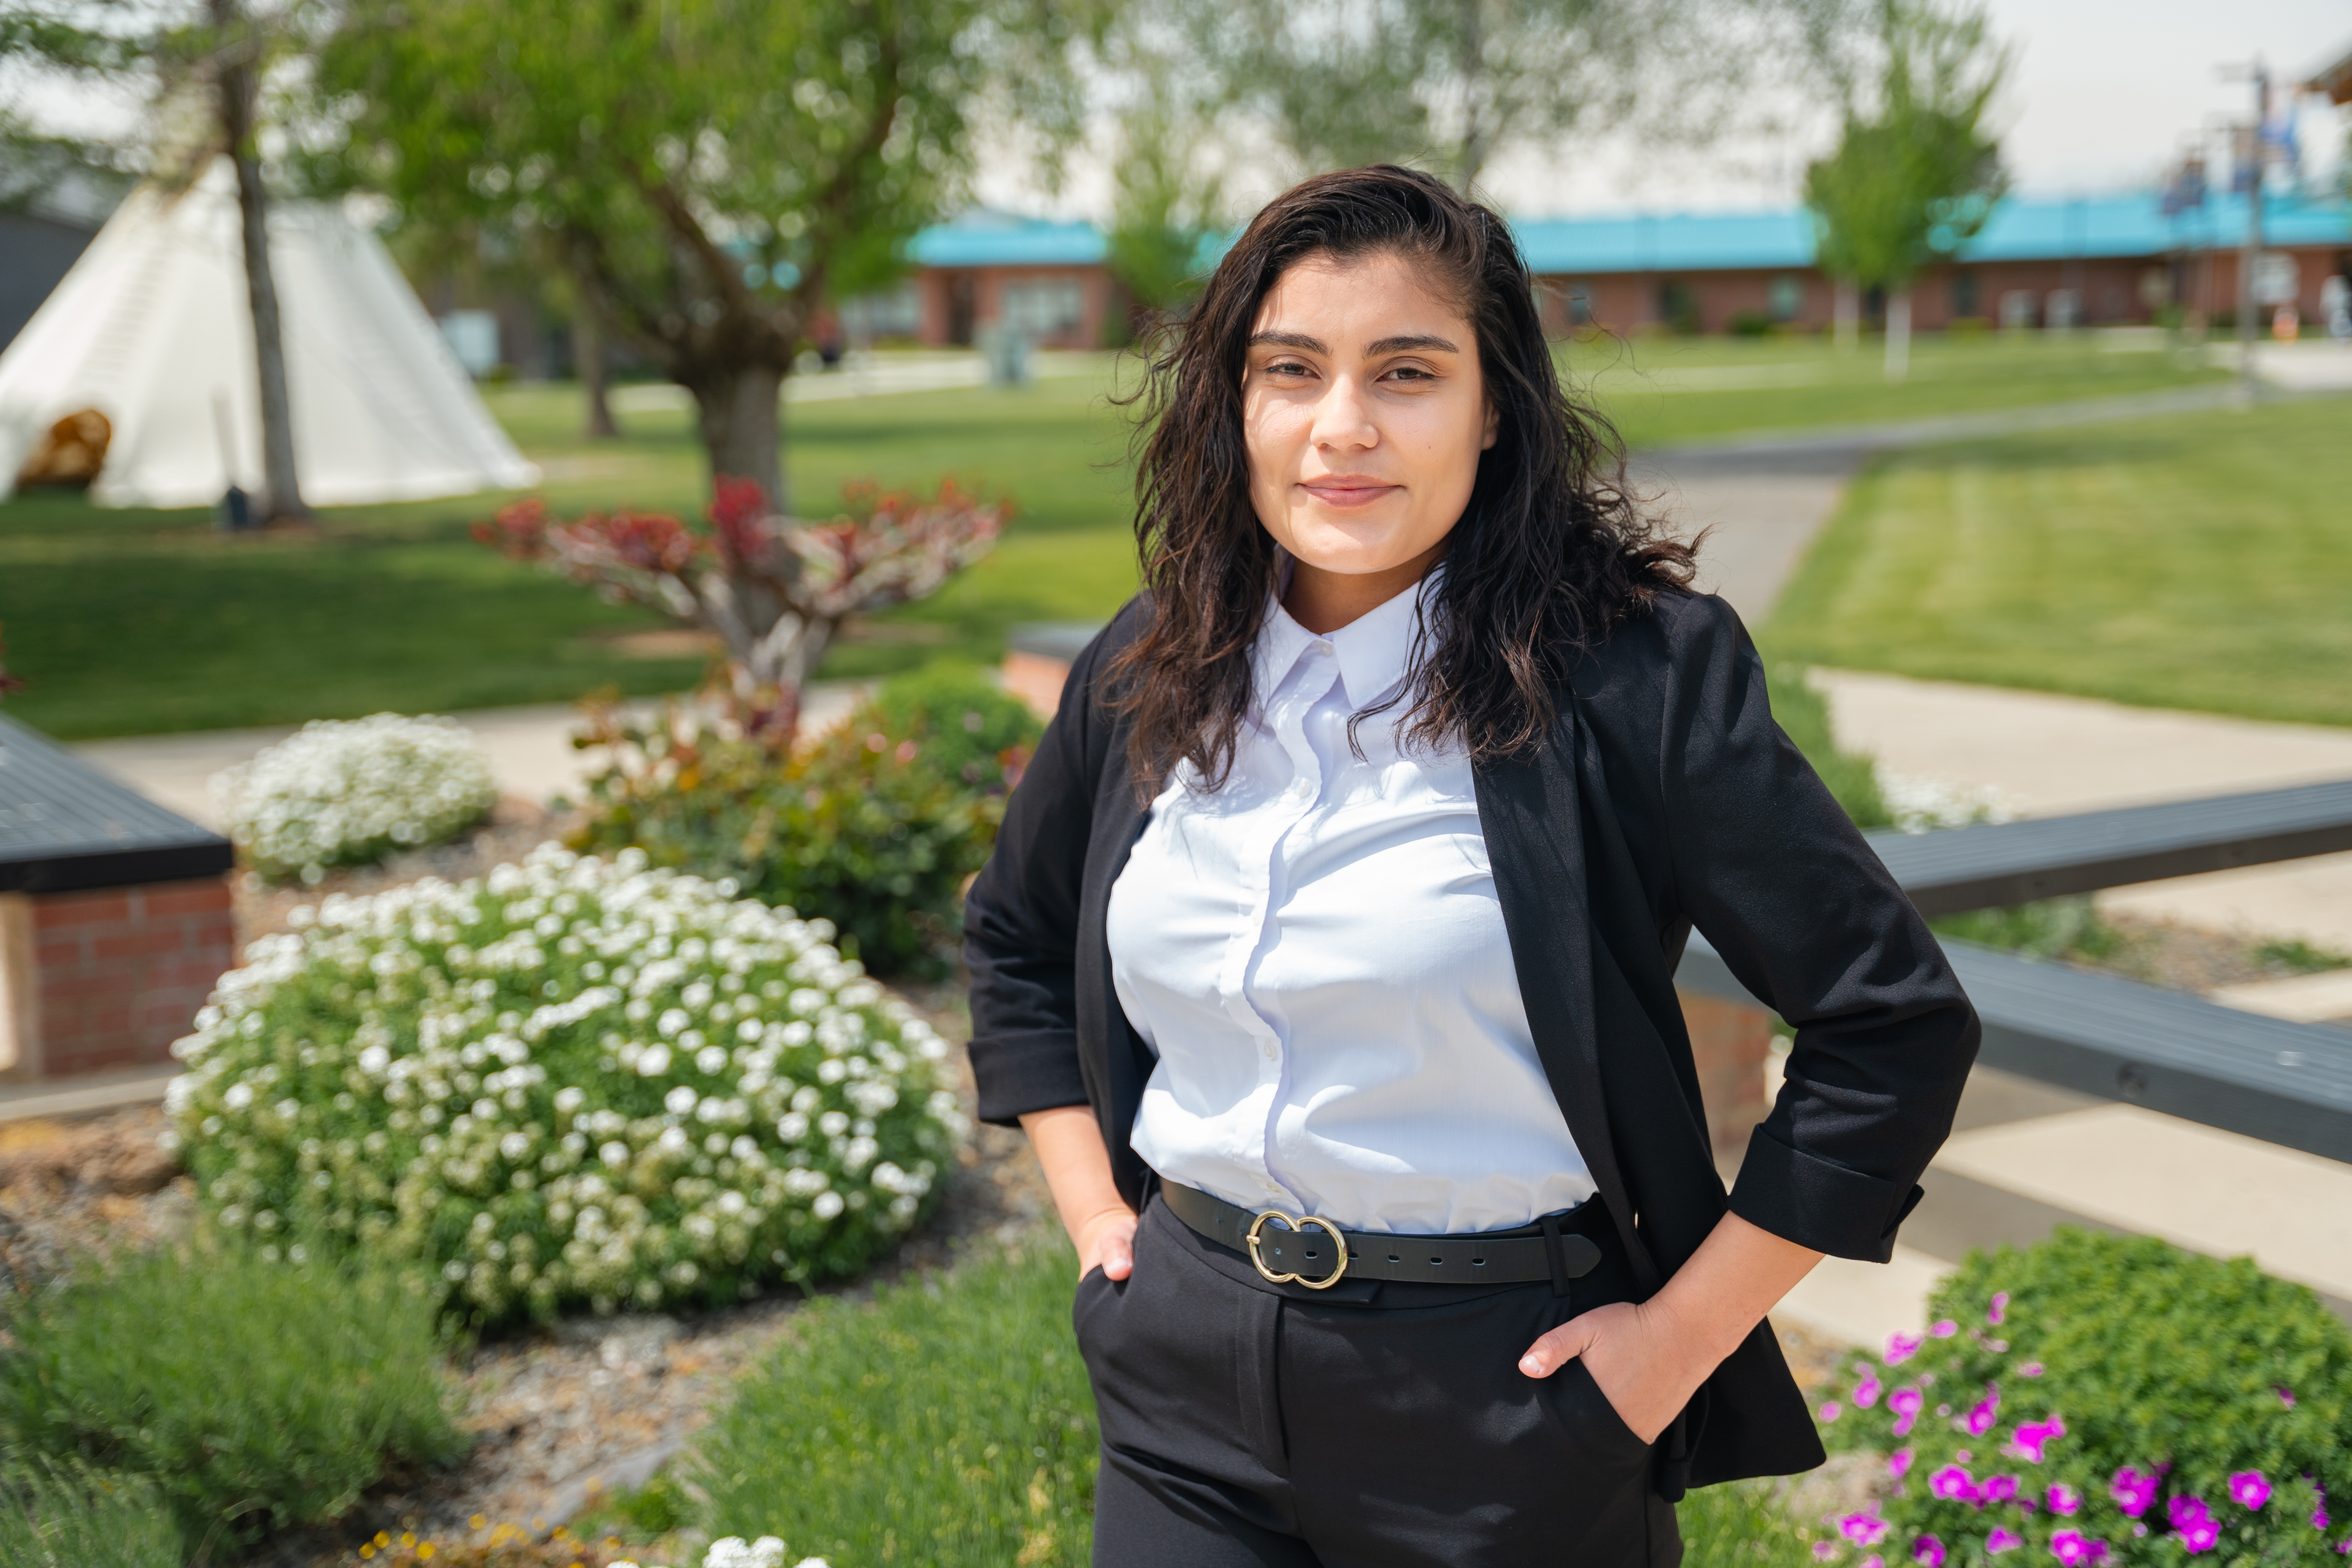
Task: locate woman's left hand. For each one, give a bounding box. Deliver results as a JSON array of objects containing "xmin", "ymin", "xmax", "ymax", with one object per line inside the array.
[
  {"xmin": 1516, "ymin": 1299, "xmax": 1711, "ymax": 1445},
  {"xmin": 1514, "ymin": 1211, "xmax": 1828, "ymax": 1445}
]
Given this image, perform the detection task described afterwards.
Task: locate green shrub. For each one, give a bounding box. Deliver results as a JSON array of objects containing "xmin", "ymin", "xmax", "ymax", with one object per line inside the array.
[
  {"xmin": 572, "ymin": 668, "xmax": 1042, "ymax": 978},
  {"xmin": 1678, "ymin": 1476, "xmax": 1820, "ymax": 1564},
  {"xmin": 1813, "ymin": 1229, "xmax": 2352, "ymax": 1566},
  {"xmin": 690, "ymin": 1241, "xmax": 1098, "ymax": 1568},
  {"xmin": 1931, "ymin": 897, "xmax": 2123, "ymax": 964},
  {"xmin": 1767, "ymin": 663, "xmax": 1891, "ymax": 829},
  {"xmin": 217, "ymin": 713, "xmax": 499, "ymax": 883},
  {"xmin": 0, "ymin": 1243, "xmax": 464, "ymax": 1555},
  {"xmin": 0, "ymin": 1462, "xmax": 182, "ymax": 1568},
  {"xmin": 169, "ymin": 845, "xmax": 965, "ymax": 1325}
]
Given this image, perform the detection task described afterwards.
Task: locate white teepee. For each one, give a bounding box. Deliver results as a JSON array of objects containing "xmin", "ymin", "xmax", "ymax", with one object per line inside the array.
[{"xmin": 0, "ymin": 159, "xmax": 539, "ymax": 509}]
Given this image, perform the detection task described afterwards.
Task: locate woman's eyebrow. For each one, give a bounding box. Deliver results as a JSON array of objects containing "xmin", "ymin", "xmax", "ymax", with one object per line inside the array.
[
  {"xmin": 1365, "ymin": 333, "xmax": 1458, "ymax": 355},
  {"xmin": 1247, "ymin": 330, "xmax": 1327, "ymax": 353}
]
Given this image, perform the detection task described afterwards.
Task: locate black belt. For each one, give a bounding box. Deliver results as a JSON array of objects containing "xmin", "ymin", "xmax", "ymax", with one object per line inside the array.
[{"xmin": 1160, "ymin": 1181, "xmax": 1605, "ymax": 1292}]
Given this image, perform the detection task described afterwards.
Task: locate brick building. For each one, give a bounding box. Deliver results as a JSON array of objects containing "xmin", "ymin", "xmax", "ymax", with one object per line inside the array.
[
  {"xmin": 1510, "ymin": 191, "xmax": 2352, "ymax": 335},
  {"xmin": 0, "ymin": 715, "xmax": 236, "ymax": 1083},
  {"xmin": 878, "ymin": 192, "xmax": 2351, "ymax": 345}
]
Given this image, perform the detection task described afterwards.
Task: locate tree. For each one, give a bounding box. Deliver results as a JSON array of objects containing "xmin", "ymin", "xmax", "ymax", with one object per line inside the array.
[
  {"xmin": 1167, "ymin": 0, "xmax": 1851, "ymax": 195},
  {"xmin": 1803, "ymin": 0, "xmax": 2007, "ymax": 380},
  {"xmin": 476, "ymin": 477, "xmax": 1006, "ymax": 744},
  {"xmin": 1100, "ymin": 71, "xmax": 1225, "ymax": 325},
  {"xmin": 205, "ymin": 0, "xmax": 307, "ymax": 521},
  {"xmin": 5, "ymin": 0, "xmax": 312, "ymax": 522},
  {"xmin": 307, "ymin": 0, "xmax": 1088, "ymax": 513}
]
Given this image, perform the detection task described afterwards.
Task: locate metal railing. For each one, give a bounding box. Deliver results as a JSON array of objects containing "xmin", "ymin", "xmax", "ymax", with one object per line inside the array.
[{"xmin": 1675, "ymin": 780, "xmax": 2352, "ymax": 1163}]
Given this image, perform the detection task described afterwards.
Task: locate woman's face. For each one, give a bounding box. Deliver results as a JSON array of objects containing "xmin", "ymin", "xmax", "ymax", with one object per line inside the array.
[{"xmin": 1241, "ymin": 249, "xmax": 1496, "ymax": 611}]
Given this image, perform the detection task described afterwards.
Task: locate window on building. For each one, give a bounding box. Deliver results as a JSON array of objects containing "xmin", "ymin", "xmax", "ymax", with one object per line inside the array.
[
  {"xmin": 1950, "ymin": 272, "xmax": 1979, "ymax": 320},
  {"xmin": 1768, "ymin": 275, "xmax": 1802, "ymax": 321},
  {"xmin": 1000, "ymin": 279, "xmax": 1085, "ymax": 337},
  {"xmin": 1658, "ymin": 278, "xmax": 1698, "ymax": 333},
  {"xmin": 838, "ymin": 285, "xmax": 922, "ymax": 341}
]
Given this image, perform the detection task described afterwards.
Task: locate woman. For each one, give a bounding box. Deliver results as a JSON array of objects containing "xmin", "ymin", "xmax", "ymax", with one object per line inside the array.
[{"xmin": 964, "ymin": 166, "xmax": 1979, "ymax": 1567}]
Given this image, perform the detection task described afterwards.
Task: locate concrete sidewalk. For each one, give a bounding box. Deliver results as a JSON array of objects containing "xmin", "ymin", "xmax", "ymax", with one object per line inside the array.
[
  {"xmin": 71, "ymin": 682, "xmax": 871, "ymax": 834},
  {"xmin": 1814, "ymin": 669, "xmax": 2352, "ymax": 951}
]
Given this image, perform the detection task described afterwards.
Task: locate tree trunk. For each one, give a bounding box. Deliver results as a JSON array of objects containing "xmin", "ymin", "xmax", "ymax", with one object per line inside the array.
[
  {"xmin": 1884, "ymin": 287, "xmax": 1911, "ymax": 382},
  {"xmin": 688, "ymin": 364, "xmax": 786, "ymax": 515},
  {"xmin": 211, "ymin": 0, "xmax": 307, "ymax": 524},
  {"xmin": 573, "ymin": 314, "xmax": 621, "ymax": 440},
  {"xmin": 1833, "ymin": 281, "xmax": 1859, "ymax": 356}
]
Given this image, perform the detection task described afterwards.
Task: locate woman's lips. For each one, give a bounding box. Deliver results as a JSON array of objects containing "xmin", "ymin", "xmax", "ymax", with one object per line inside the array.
[{"xmin": 1299, "ymin": 480, "xmax": 1398, "ymax": 508}]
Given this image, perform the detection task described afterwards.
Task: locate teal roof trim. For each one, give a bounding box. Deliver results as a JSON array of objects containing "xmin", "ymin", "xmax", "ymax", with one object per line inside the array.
[
  {"xmin": 912, "ymin": 194, "xmax": 2350, "ymax": 276},
  {"xmin": 910, "ymin": 211, "xmax": 1105, "ymax": 268}
]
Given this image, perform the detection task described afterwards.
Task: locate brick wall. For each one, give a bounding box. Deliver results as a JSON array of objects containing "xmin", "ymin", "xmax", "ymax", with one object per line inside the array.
[{"xmin": 0, "ymin": 876, "xmax": 235, "ymax": 1080}]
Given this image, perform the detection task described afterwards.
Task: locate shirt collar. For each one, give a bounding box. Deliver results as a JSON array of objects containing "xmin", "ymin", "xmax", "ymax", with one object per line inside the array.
[{"xmin": 1252, "ymin": 562, "xmax": 1440, "ymax": 710}]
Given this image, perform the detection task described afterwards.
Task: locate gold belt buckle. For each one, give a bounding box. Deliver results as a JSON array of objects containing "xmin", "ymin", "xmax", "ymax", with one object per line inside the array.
[{"xmin": 1246, "ymin": 1208, "xmax": 1348, "ymax": 1289}]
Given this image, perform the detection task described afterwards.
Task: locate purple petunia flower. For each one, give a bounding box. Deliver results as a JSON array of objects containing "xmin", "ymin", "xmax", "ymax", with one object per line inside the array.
[
  {"xmin": 1856, "ymin": 1372, "xmax": 1884, "ymax": 1409},
  {"xmin": 2048, "ymin": 1484, "xmax": 2081, "ymax": 1517},
  {"xmin": 1813, "ymin": 1541, "xmax": 1838, "ymax": 1562},
  {"xmin": 2020, "ymin": 1363, "xmax": 2045, "ymax": 1378},
  {"xmin": 1890, "ymin": 1450, "xmax": 1916, "ymax": 1483},
  {"xmin": 2050, "ymin": 1530, "xmax": 2103, "ymax": 1567},
  {"xmin": 1842, "ymin": 1510, "xmax": 1893, "ymax": 1549},
  {"xmin": 1931, "ymin": 1466, "xmax": 1979, "ymax": 1505},
  {"xmin": 2229, "ymin": 1472, "xmax": 2270, "ymax": 1511},
  {"xmin": 1821, "ymin": 1402, "xmax": 1843, "ymax": 1423},
  {"xmin": 1863, "ymin": 1558, "xmax": 1884, "ymax": 1568},
  {"xmin": 1988, "ymin": 1292, "xmax": 2009, "ymax": 1325},
  {"xmin": 2278, "ymin": 1387, "xmax": 2296, "ymax": 1408},
  {"xmin": 1982, "ymin": 1475, "xmax": 2021, "ymax": 1506},
  {"xmin": 1914, "ymin": 1536, "xmax": 1947, "ymax": 1568},
  {"xmin": 2009, "ymin": 1416, "xmax": 2067, "ymax": 1464},
  {"xmin": 2177, "ymin": 1519, "xmax": 2220, "ymax": 1554},
  {"xmin": 1966, "ymin": 1388, "xmax": 2002, "ymax": 1437},
  {"xmin": 1988, "ymin": 1528, "xmax": 2024, "ymax": 1555},
  {"xmin": 1887, "ymin": 1331, "xmax": 1925, "ymax": 1365},
  {"xmin": 1931, "ymin": 1319, "xmax": 1959, "ymax": 1338},
  {"xmin": 2169, "ymin": 1497, "xmax": 2212, "ymax": 1530},
  {"xmin": 2112, "ymin": 1468, "xmax": 2159, "ymax": 1519},
  {"xmin": 1890, "ymin": 1387, "xmax": 1925, "ymax": 1438}
]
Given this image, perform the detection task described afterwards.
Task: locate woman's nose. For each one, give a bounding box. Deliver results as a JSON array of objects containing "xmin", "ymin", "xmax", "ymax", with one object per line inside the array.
[{"xmin": 1310, "ymin": 376, "xmax": 1379, "ymax": 451}]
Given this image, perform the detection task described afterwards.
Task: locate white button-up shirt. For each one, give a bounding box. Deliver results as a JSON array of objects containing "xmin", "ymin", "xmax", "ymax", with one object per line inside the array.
[{"xmin": 1107, "ymin": 573, "xmax": 1594, "ymax": 1235}]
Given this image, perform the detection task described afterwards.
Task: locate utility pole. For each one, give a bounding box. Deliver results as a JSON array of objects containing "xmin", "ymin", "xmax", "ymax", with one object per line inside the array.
[{"xmin": 2225, "ymin": 58, "xmax": 2269, "ymax": 402}]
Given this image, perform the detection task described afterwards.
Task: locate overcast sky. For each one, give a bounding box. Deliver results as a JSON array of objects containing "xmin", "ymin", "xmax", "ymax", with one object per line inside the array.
[{"xmin": 977, "ymin": 0, "xmax": 2352, "ymax": 219}]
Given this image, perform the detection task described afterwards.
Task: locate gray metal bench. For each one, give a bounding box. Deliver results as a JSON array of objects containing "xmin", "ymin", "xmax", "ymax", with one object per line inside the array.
[{"xmin": 1675, "ymin": 779, "xmax": 2352, "ymax": 1163}]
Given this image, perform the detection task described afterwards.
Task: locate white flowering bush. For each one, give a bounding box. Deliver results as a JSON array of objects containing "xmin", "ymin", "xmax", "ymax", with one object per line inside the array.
[
  {"xmin": 1879, "ymin": 771, "xmax": 2017, "ymax": 836},
  {"xmin": 215, "ymin": 713, "xmax": 499, "ymax": 882},
  {"xmin": 613, "ymin": 1538, "xmax": 826, "ymax": 1568},
  {"xmin": 166, "ymin": 844, "xmax": 965, "ymax": 1325}
]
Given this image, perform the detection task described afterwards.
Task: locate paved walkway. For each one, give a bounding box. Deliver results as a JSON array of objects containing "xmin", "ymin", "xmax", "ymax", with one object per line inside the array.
[{"xmin": 71, "ymin": 683, "xmax": 871, "ymax": 834}]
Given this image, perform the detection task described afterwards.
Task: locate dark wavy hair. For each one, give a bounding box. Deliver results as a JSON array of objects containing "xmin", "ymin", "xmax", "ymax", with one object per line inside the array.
[{"xmin": 1110, "ymin": 164, "xmax": 1697, "ymax": 792}]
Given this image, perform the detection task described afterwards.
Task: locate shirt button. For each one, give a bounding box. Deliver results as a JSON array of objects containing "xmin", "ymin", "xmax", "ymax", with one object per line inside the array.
[
  {"xmin": 1315, "ymin": 640, "xmax": 1334, "ymax": 656},
  {"xmin": 1261, "ymin": 1041, "xmax": 1279, "ymax": 1061}
]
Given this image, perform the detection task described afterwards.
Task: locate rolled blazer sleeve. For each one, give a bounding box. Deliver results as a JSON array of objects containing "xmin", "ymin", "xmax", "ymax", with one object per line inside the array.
[
  {"xmin": 1658, "ymin": 596, "xmax": 1980, "ymax": 1261},
  {"xmin": 961, "ymin": 616, "xmax": 1128, "ymax": 1126}
]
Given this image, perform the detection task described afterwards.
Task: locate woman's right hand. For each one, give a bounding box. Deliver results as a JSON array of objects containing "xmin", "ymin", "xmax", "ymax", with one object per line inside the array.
[
  {"xmin": 1019, "ymin": 1105, "xmax": 1140, "ymax": 1281},
  {"xmin": 1074, "ymin": 1204, "xmax": 1139, "ymax": 1281}
]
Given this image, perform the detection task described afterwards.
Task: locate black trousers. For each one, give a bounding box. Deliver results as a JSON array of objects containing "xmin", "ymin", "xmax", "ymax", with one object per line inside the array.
[{"xmin": 1073, "ymin": 1193, "xmax": 1682, "ymax": 1568}]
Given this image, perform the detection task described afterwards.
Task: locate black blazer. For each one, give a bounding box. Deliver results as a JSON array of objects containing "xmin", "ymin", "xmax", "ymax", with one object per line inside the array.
[{"xmin": 963, "ymin": 587, "xmax": 1980, "ymax": 1490}]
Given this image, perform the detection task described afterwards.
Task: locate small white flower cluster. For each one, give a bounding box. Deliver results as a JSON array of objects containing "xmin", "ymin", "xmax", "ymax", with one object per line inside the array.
[
  {"xmin": 168, "ymin": 844, "xmax": 966, "ymax": 1321},
  {"xmin": 215, "ymin": 713, "xmax": 499, "ymax": 882},
  {"xmin": 611, "ymin": 1537, "xmax": 826, "ymax": 1568},
  {"xmin": 1879, "ymin": 772, "xmax": 2018, "ymax": 836}
]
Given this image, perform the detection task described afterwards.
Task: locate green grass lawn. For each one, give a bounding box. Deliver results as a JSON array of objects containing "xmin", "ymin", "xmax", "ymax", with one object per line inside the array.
[
  {"xmin": 1564, "ymin": 328, "xmax": 2225, "ymax": 449},
  {"xmin": 1764, "ymin": 395, "xmax": 2352, "ymax": 728},
  {"xmin": 0, "ymin": 333, "xmax": 2233, "ymax": 739}
]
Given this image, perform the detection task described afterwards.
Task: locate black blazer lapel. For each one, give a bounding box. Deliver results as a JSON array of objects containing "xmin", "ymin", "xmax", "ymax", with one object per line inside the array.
[
  {"xmin": 1474, "ymin": 708, "xmax": 1661, "ymax": 1294},
  {"xmin": 1076, "ymin": 774, "xmax": 1158, "ymax": 1209}
]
